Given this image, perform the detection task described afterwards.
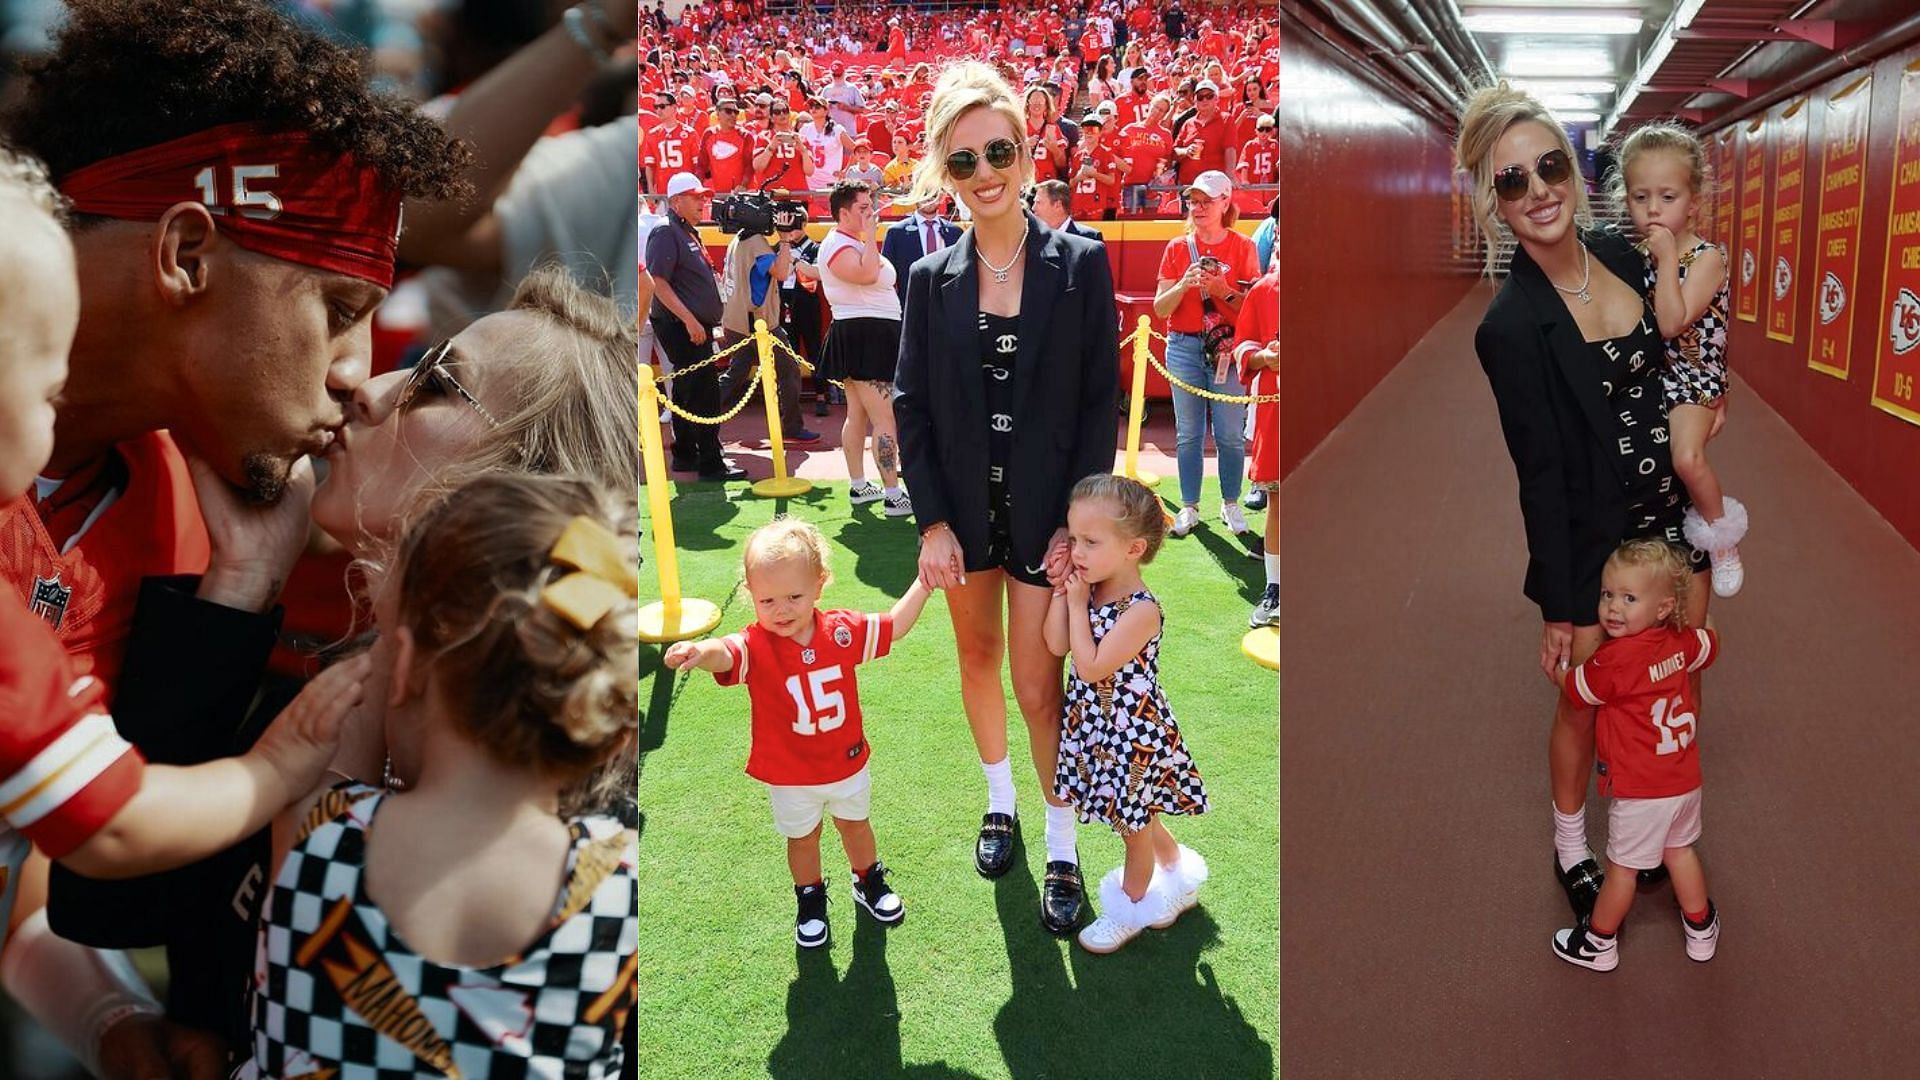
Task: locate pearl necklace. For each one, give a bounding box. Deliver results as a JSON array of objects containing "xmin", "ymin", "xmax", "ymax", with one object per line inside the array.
[
  {"xmin": 977, "ymin": 219, "xmax": 1030, "ymax": 284},
  {"xmin": 1550, "ymin": 242, "xmax": 1593, "ymax": 305}
]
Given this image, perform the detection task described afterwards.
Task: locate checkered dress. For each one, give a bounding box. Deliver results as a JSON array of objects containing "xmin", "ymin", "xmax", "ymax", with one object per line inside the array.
[
  {"xmin": 1053, "ymin": 589, "xmax": 1208, "ymax": 833},
  {"xmin": 240, "ymin": 783, "xmax": 637, "ymax": 1080},
  {"xmin": 1645, "ymin": 240, "xmax": 1730, "ymax": 408}
]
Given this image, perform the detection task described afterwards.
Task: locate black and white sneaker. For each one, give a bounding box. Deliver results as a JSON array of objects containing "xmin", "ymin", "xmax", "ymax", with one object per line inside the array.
[
  {"xmin": 852, "ymin": 861, "xmax": 905, "ymax": 925},
  {"xmin": 849, "ymin": 481, "xmax": 885, "ymax": 505},
  {"xmin": 1682, "ymin": 901, "xmax": 1719, "ymax": 962},
  {"xmin": 883, "ymin": 491, "xmax": 914, "ymax": 517},
  {"xmin": 1551, "ymin": 922, "xmax": 1618, "ymax": 971},
  {"xmin": 794, "ymin": 881, "xmax": 830, "ymax": 948},
  {"xmin": 1249, "ymin": 584, "xmax": 1279, "ymax": 628}
]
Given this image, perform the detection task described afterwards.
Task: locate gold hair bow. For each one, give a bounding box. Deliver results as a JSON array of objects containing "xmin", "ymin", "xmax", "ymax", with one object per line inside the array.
[{"xmin": 541, "ymin": 516, "xmax": 639, "ymax": 630}]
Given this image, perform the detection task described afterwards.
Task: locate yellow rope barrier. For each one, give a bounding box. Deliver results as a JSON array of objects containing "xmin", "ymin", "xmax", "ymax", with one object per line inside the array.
[
  {"xmin": 750, "ymin": 318, "xmax": 813, "ymax": 498},
  {"xmin": 658, "ymin": 377, "xmax": 762, "ymax": 425},
  {"xmin": 1129, "ymin": 326, "xmax": 1281, "ymax": 406}
]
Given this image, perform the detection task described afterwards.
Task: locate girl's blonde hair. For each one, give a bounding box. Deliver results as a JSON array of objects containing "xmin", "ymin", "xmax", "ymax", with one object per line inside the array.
[
  {"xmin": 906, "ymin": 61, "xmax": 1033, "ymax": 207},
  {"xmin": 1070, "ymin": 474, "xmax": 1167, "ymax": 565},
  {"xmin": 1455, "ymin": 83, "xmax": 1591, "ymax": 275},
  {"xmin": 1606, "ymin": 121, "xmax": 1713, "ymax": 222},
  {"xmin": 1605, "ymin": 539, "xmax": 1694, "ymax": 630},
  {"xmin": 394, "ymin": 473, "xmax": 638, "ymax": 814},
  {"xmin": 743, "ymin": 516, "xmax": 833, "ymax": 586}
]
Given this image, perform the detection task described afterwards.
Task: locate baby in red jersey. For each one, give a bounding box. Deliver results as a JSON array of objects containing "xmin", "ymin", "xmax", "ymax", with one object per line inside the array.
[
  {"xmin": 665, "ymin": 516, "xmax": 933, "ymax": 949},
  {"xmin": 1549, "ymin": 539, "xmax": 1722, "ymax": 971}
]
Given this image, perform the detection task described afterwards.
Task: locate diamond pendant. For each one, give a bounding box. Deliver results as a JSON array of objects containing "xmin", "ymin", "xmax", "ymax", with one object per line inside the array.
[
  {"xmin": 1577, "ymin": 287, "xmax": 1592, "ymax": 305},
  {"xmin": 992, "ymin": 268, "xmax": 1009, "ymax": 284}
]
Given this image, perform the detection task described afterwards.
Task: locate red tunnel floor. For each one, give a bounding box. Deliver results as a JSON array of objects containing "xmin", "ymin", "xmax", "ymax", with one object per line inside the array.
[{"xmin": 1280, "ymin": 285, "xmax": 1920, "ymax": 1075}]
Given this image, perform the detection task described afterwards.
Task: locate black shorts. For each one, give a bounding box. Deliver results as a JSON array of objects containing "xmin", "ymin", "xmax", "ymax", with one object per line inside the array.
[
  {"xmin": 1570, "ymin": 506, "xmax": 1710, "ymax": 627},
  {"xmin": 972, "ymin": 524, "xmax": 1052, "ymax": 589}
]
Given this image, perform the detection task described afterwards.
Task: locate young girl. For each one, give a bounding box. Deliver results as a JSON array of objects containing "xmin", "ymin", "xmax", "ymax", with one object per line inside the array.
[
  {"xmin": 1617, "ymin": 123, "xmax": 1749, "ymax": 597},
  {"xmin": 248, "ymin": 474, "xmax": 638, "ymax": 1077},
  {"xmin": 665, "ymin": 517, "xmax": 932, "ymax": 949},
  {"xmin": 1046, "ymin": 475, "xmax": 1209, "ymax": 954},
  {"xmin": 1550, "ymin": 540, "xmax": 1721, "ymax": 971}
]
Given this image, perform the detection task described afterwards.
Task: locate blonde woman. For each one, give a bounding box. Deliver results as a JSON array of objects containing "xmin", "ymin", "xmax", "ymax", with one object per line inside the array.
[
  {"xmin": 1457, "ymin": 85, "xmax": 1712, "ymax": 920},
  {"xmin": 894, "ymin": 60, "xmax": 1120, "ymax": 935}
]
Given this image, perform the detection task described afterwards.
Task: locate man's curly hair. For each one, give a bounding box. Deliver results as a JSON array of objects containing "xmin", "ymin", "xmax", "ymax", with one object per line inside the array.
[{"xmin": 5, "ymin": 0, "xmax": 469, "ymax": 201}]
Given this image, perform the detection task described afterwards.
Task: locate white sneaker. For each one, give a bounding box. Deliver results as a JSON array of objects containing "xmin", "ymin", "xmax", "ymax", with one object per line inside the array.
[
  {"xmin": 1710, "ymin": 547, "xmax": 1744, "ymax": 598},
  {"xmin": 1171, "ymin": 506, "xmax": 1201, "ymax": 537},
  {"xmin": 848, "ymin": 481, "xmax": 884, "ymax": 505},
  {"xmin": 1682, "ymin": 902, "xmax": 1719, "ymax": 962},
  {"xmin": 1682, "ymin": 497, "xmax": 1749, "ymax": 598},
  {"xmin": 1221, "ymin": 502, "xmax": 1249, "ymax": 535},
  {"xmin": 883, "ymin": 491, "xmax": 914, "ymax": 517},
  {"xmin": 1551, "ymin": 924, "xmax": 1619, "ymax": 971}
]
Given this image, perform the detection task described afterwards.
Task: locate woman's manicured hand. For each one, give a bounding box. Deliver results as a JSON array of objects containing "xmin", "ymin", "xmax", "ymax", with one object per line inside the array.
[
  {"xmin": 917, "ymin": 525, "xmax": 966, "ymax": 590},
  {"xmin": 1540, "ymin": 621, "xmax": 1574, "ymax": 679}
]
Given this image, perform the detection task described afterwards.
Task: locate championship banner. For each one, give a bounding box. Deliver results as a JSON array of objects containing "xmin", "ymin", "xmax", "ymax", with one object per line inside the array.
[
  {"xmin": 1870, "ymin": 58, "xmax": 1920, "ymax": 425},
  {"xmin": 1809, "ymin": 75, "xmax": 1872, "ymax": 378},
  {"xmin": 1767, "ymin": 99, "xmax": 1809, "ymax": 342},
  {"xmin": 1735, "ymin": 115, "xmax": 1768, "ymax": 322},
  {"xmin": 1714, "ymin": 130, "xmax": 1736, "ymax": 250}
]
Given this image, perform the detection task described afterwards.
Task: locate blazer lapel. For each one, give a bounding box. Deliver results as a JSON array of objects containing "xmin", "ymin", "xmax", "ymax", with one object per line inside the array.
[
  {"xmin": 940, "ymin": 231, "xmax": 986, "ymax": 423},
  {"xmin": 1510, "ymin": 244, "xmax": 1628, "ymax": 483},
  {"xmin": 1014, "ymin": 212, "xmax": 1059, "ymax": 415}
]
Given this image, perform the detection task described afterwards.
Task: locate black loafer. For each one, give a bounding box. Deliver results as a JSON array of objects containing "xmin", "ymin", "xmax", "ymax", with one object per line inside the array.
[
  {"xmin": 1554, "ymin": 854, "xmax": 1605, "ymax": 919},
  {"xmin": 1040, "ymin": 859, "xmax": 1085, "ymax": 935},
  {"xmin": 1637, "ymin": 864, "xmax": 1670, "ymax": 889},
  {"xmin": 697, "ymin": 463, "xmax": 750, "ymax": 482},
  {"xmin": 974, "ymin": 812, "xmax": 1016, "ymax": 878}
]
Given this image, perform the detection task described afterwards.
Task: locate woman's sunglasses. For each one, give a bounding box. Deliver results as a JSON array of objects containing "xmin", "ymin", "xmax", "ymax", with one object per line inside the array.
[
  {"xmin": 397, "ymin": 339, "xmax": 501, "ymax": 429},
  {"xmin": 946, "ymin": 137, "xmax": 1020, "ymax": 180},
  {"xmin": 1491, "ymin": 148, "xmax": 1573, "ymax": 203}
]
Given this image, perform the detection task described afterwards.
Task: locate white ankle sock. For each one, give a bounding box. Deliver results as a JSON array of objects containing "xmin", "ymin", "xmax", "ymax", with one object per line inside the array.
[
  {"xmin": 1553, "ymin": 805, "xmax": 1590, "ymax": 871},
  {"xmin": 1044, "ymin": 804, "xmax": 1078, "ymax": 864},
  {"xmin": 1264, "ymin": 553, "xmax": 1279, "ymax": 586},
  {"xmin": 884, "ymin": 485, "xmax": 902, "ymax": 498},
  {"xmin": 850, "ymin": 474, "xmax": 868, "ymax": 486},
  {"xmin": 982, "ymin": 757, "xmax": 1016, "ymax": 817}
]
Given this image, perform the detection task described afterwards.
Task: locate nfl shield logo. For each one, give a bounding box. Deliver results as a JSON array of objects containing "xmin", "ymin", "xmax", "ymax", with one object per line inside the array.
[{"xmin": 30, "ymin": 575, "xmax": 71, "ymax": 629}]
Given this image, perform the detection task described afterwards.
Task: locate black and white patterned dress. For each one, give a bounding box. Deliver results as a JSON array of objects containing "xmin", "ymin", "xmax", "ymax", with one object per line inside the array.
[
  {"xmin": 242, "ymin": 783, "xmax": 637, "ymax": 1080},
  {"xmin": 1644, "ymin": 239, "xmax": 1730, "ymax": 407},
  {"xmin": 1053, "ymin": 589, "xmax": 1208, "ymax": 833}
]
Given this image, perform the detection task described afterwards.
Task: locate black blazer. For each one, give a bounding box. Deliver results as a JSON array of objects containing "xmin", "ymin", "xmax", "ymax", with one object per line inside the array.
[
  {"xmin": 1062, "ymin": 218, "xmax": 1105, "ymax": 243},
  {"xmin": 881, "ymin": 216, "xmax": 964, "ymax": 302},
  {"xmin": 1475, "ymin": 226, "xmax": 1646, "ymax": 624},
  {"xmin": 896, "ymin": 210, "xmax": 1120, "ymax": 569}
]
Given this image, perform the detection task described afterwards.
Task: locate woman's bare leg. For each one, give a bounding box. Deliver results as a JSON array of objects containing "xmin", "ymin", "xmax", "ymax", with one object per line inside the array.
[
  {"xmin": 1006, "ymin": 579, "xmax": 1067, "ymax": 807},
  {"xmin": 840, "ymin": 383, "xmax": 869, "ymax": 480},
  {"xmin": 849, "ymin": 380, "xmax": 901, "ymax": 488},
  {"xmin": 1549, "ymin": 623, "xmax": 1608, "ymax": 814},
  {"xmin": 946, "ymin": 569, "xmax": 1009, "ymax": 764}
]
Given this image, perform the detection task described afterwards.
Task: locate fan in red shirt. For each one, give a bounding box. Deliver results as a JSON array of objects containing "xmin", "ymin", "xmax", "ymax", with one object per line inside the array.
[
  {"xmin": 696, "ymin": 97, "xmax": 755, "ymax": 192},
  {"xmin": 753, "ymin": 101, "xmax": 812, "ymax": 192},
  {"xmin": 1234, "ymin": 265, "xmax": 1280, "ymax": 628},
  {"xmin": 642, "ymin": 116, "xmax": 699, "ymax": 196},
  {"xmin": 664, "ymin": 518, "xmax": 933, "ymax": 948},
  {"xmin": 1068, "ymin": 115, "xmax": 1126, "ymax": 222},
  {"xmin": 1173, "ymin": 80, "xmax": 1236, "ymax": 184},
  {"xmin": 1118, "ymin": 96, "xmax": 1175, "ymax": 215},
  {"xmin": 1238, "ymin": 115, "xmax": 1278, "ymax": 190}
]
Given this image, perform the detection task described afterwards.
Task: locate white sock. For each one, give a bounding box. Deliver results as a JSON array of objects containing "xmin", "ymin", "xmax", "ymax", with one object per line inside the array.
[
  {"xmin": 850, "ymin": 474, "xmax": 867, "ymax": 486},
  {"xmin": 884, "ymin": 485, "xmax": 902, "ymax": 499},
  {"xmin": 982, "ymin": 757, "xmax": 1016, "ymax": 817},
  {"xmin": 1553, "ymin": 804, "xmax": 1590, "ymax": 872},
  {"xmin": 1264, "ymin": 553, "xmax": 1279, "ymax": 586},
  {"xmin": 1044, "ymin": 803, "xmax": 1079, "ymax": 864}
]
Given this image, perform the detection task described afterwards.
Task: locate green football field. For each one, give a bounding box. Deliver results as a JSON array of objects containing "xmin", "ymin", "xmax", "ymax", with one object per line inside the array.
[{"xmin": 637, "ymin": 481, "xmax": 1278, "ymax": 1080}]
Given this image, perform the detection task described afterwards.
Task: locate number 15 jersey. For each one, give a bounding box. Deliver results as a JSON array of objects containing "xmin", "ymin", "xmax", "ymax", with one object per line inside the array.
[
  {"xmin": 715, "ymin": 609, "xmax": 894, "ymax": 786},
  {"xmin": 1565, "ymin": 625, "xmax": 1719, "ymax": 798}
]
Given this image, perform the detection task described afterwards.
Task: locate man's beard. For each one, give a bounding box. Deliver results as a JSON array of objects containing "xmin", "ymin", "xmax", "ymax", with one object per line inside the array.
[{"xmin": 241, "ymin": 451, "xmax": 290, "ymax": 505}]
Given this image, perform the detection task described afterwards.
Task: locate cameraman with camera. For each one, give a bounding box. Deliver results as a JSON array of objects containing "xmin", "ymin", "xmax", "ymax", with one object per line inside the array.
[
  {"xmin": 650, "ymin": 172, "xmax": 748, "ymax": 482},
  {"xmin": 715, "ymin": 198, "xmax": 821, "ymax": 444}
]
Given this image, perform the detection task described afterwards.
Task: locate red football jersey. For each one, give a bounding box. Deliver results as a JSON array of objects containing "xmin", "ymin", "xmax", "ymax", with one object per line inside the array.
[
  {"xmin": 0, "ymin": 595, "xmax": 145, "ymax": 858},
  {"xmin": 1174, "ymin": 113, "xmax": 1232, "ymax": 184},
  {"xmin": 697, "ymin": 126, "xmax": 755, "ymax": 192},
  {"xmin": 754, "ymin": 130, "xmax": 809, "ymax": 192},
  {"xmin": 715, "ymin": 609, "xmax": 894, "ymax": 786},
  {"xmin": 1566, "ymin": 626, "xmax": 1719, "ymax": 798},
  {"xmin": 1119, "ymin": 122, "xmax": 1171, "ymax": 185},
  {"xmin": 641, "ymin": 122, "xmax": 698, "ymax": 187},
  {"xmin": 0, "ymin": 431, "xmax": 209, "ymax": 695},
  {"xmin": 1069, "ymin": 144, "xmax": 1126, "ymax": 219},
  {"xmin": 1235, "ymin": 269, "xmax": 1280, "ymax": 485},
  {"xmin": 1238, "ymin": 136, "xmax": 1278, "ymax": 187}
]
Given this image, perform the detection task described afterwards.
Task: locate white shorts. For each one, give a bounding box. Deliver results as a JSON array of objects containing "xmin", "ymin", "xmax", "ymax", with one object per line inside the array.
[
  {"xmin": 767, "ymin": 766, "xmax": 872, "ymax": 838},
  {"xmin": 1606, "ymin": 788, "xmax": 1703, "ymax": 870}
]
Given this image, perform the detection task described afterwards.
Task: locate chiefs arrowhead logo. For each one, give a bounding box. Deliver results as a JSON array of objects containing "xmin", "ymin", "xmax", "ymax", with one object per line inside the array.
[
  {"xmin": 1890, "ymin": 287, "xmax": 1920, "ymax": 355},
  {"xmin": 1818, "ymin": 271, "xmax": 1845, "ymax": 325},
  {"xmin": 712, "ymin": 141, "xmax": 739, "ymax": 160},
  {"xmin": 1773, "ymin": 256, "xmax": 1791, "ymax": 301},
  {"xmin": 1741, "ymin": 248, "xmax": 1756, "ymax": 285}
]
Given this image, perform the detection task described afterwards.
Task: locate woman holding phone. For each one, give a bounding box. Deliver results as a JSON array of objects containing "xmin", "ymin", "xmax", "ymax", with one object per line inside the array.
[{"xmin": 895, "ymin": 61, "xmax": 1119, "ymax": 935}]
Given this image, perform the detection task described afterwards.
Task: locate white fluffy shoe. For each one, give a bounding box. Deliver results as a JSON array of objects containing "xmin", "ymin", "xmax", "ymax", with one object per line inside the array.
[
  {"xmin": 1682, "ymin": 496, "xmax": 1749, "ymax": 598},
  {"xmin": 1079, "ymin": 867, "xmax": 1172, "ymax": 954},
  {"xmin": 1148, "ymin": 845, "xmax": 1210, "ymax": 929}
]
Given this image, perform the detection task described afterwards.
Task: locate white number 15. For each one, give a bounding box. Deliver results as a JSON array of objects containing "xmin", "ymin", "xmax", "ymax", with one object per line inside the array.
[
  {"xmin": 193, "ymin": 164, "xmax": 283, "ymax": 221},
  {"xmin": 785, "ymin": 665, "xmax": 846, "ymax": 736}
]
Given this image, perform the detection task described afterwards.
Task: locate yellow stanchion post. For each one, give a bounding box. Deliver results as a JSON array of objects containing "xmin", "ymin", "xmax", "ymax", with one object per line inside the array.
[
  {"xmin": 1241, "ymin": 626, "xmax": 1279, "ymax": 670},
  {"xmin": 1121, "ymin": 315, "xmax": 1161, "ymax": 487},
  {"xmin": 750, "ymin": 318, "xmax": 813, "ymax": 498},
  {"xmin": 638, "ymin": 364, "xmax": 721, "ymax": 644}
]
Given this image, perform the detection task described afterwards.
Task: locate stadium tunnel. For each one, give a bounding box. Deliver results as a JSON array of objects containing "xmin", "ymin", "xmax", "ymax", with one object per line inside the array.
[{"xmin": 1280, "ymin": 1, "xmax": 1920, "ymax": 1073}]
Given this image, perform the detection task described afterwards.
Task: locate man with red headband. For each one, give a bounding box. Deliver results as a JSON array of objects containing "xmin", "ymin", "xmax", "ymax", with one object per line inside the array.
[{"xmin": 3, "ymin": 0, "xmax": 464, "ymax": 1064}]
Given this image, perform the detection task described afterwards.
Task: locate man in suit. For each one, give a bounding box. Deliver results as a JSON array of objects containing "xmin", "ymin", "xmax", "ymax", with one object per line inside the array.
[
  {"xmin": 1031, "ymin": 180, "xmax": 1105, "ymax": 242},
  {"xmin": 881, "ymin": 195, "xmax": 962, "ymax": 303}
]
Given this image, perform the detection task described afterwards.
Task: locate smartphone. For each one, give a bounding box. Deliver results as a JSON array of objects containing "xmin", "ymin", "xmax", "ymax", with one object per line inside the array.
[{"xmin": 1198, "ymin": 256, "xmax": 1226, "ymax": 274}]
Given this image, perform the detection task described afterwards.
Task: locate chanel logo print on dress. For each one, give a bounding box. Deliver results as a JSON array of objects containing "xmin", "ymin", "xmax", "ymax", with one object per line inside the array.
[
  {"xmin": 990, "ymin": 366, "xmax": 1010, "ymax": 381},
  {"xmin": 989, "ymin": 466, "xmax": 1004, "ymax": 483},
  {"xmin": 1652, "ymin": 426, "xmax": 1670, "ymax": 444},
  {"xmin": 991, "ymin": 413, "xmax": 1013, "ymax": 432},
  {"xmin": 996, "ymin": 334, "xmax": 1018, "ymax": 354}
]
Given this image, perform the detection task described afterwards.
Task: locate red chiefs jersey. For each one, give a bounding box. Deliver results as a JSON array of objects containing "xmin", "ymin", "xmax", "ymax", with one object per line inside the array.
[
  {"xmin": 1235, "ymin": 269, "xmax": 1280, "ymax": 485},
  {"xmin": 0, "ymin": 595, "xmax": 145, "ymax": 858},
  {"xmin": 697, "ymin": 126, "xmax": 754, "ymax": 192},
  {"xmin": 1566, "ymin": 626, "xmax": 1719, "ymax": 798},
  {"xmin": 1174, "ymin": 113, "xmax": 1232, "ymax": 184},
  {"xmin": 754, "ymin": 130, "xmax": 809, "ymax": 192},
  {"xmin": 1239, "ymin": 136, "xmax": 1278, "ymax": 187},
  {"xmin": 0, "ymin": 431, "xmax": 209, "ymax": 695},
  {"xmin": 1119, "ymin": 121, "xmax": 1171, "ymax": 185},
  {"xmin": 1069, "ymin": 143, "xmax": 1126, "ymax": 219},
  {"xmin": 641, "ymin": 121, "xmax": 698, "ymax": 187},
  {"xmin": 1110, "ymin": 94, "xmax": 1148, "ymax": 132},
  {"xmin": 715, "ymin": 609, "xmax": 894, "ymax": 786}
]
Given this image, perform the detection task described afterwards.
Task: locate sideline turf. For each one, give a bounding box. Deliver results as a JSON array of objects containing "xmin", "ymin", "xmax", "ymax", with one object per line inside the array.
[{"xmin": 638, "ymin": 482, "xmax": 1278, "ymax": 1079}]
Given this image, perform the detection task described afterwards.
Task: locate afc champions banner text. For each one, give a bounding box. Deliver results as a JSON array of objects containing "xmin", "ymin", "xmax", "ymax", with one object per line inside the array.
[
  {"xmin": 1810, "ymin": 75, "xmax": 1871, "ymax": 379},
  {"xmin": 1872, "ymin": 56, "xmax": 1920, "ymax": 425},
  {"xmin": 1736, "ymin": 115, "xmax": 1768, "ymax": 322}
]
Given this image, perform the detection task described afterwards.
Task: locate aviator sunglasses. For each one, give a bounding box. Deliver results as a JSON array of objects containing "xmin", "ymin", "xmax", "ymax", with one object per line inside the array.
[
  {"xmin": 946, "ymin": 137, "xmax": 1020, "ymax": 180},
  {"xmin": 1491, "ymin": 148, "xmax": 1573, "ymax": 203},
  {"xmin": 397, "ymin": 339, "xmax": 502, "ymax": 429}
]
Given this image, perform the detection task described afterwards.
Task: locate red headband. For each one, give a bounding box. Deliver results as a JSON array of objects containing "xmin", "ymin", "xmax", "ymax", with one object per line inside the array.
[{"xmin": 59, "ymin": 122, "xmax": 403, "ymax": 289}]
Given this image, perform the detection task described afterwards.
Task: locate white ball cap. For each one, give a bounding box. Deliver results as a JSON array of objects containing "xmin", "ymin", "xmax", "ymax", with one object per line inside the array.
[
  {"xmin": 666, "ymin": 173, "xmax": 712, "ymax": 198},
  {"xmin": 1186, "ymin": 170, "xmax": 1233, "ymax": 200}
]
